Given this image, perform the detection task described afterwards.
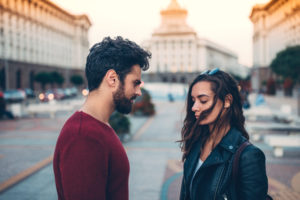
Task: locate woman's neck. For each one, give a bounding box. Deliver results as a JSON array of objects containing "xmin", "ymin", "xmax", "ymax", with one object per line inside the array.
[{"xmin": 208, "ymin": 124, "xmax": 231, "ymax": 148}]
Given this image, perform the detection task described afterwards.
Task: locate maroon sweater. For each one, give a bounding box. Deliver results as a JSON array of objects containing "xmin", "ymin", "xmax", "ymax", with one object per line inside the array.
[{"xmin": 53, "ymin": 111, "xmax": 130, "ymax": 200}]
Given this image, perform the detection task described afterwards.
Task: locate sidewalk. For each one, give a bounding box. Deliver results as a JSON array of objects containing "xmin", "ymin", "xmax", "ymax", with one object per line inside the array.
[
  {"xmin": 0, "ymin": 98, "xmax": 300, "ymax": 200},
  {"xmin": 0, "ymin": 105, "xmax": 149, "ymax": 199}
]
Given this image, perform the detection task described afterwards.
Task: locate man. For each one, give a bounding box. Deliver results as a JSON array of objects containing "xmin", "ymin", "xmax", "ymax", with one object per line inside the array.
[{"xmin": 53, "ymin": 36, "xmax": 151, "ymax": 200}]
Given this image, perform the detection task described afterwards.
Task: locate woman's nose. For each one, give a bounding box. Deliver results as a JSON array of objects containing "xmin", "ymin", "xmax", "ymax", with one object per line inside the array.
[{"xmin": 192, "ymin": 101, "xmax": 199, "ymax": 112}]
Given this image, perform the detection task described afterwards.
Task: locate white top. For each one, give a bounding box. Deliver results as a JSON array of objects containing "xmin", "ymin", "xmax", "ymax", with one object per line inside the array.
[{"xmin": 190, "ymin": 159, "xmax": 203, "ymax": 194}]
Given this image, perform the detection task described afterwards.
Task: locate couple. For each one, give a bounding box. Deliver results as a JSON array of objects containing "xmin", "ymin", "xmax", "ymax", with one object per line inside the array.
[{"xmin": 53, "ymin": 37, "xmax": 269, "ymax": 200}]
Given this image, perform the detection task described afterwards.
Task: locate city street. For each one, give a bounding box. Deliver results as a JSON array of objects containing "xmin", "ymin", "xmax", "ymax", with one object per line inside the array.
[{"xmin": 0, "ymin": 97, "xmax": 300, "ymax": 200}]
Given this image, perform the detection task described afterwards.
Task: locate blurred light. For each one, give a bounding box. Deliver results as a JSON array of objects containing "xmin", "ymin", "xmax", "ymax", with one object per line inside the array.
[
  {"xmin": 48, "ymin": 93, "xmax": 54, "ymax": 101},
  {"xmin": 39, "ymin": 93, "xmax": 45, "ymax": 100},
  {"xmin": 82, "ymin": 89, "xmax": 89, "ymax": 96}
]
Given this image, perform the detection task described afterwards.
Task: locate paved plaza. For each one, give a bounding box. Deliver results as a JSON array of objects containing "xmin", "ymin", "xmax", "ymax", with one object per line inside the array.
[{"xmin": 0, "ymin": 96, "xmax": 300, "ymax": 200}]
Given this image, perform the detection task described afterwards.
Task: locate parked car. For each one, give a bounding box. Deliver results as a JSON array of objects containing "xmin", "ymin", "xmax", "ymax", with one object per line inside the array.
[
  {"xmin": 39, "ymin": 89, "xmax": 65, "ymax": 102},
  {"xmin": 63, "ymin": 88, "xmax": 72, "ymax": 99},
  {"xmin": 69, "ymin": 87, "xmax": 78, "ymax": 97},
  {"xmin": 39, "ymin": 90, "xmax": 54, "ymax": 102},
  {"xmin": 24, "ymin": 88, "xmax": 36, "ymax": 98},
  {"xmin": 4, "ymin": 89, "xmax": 26, "ymax": 103}
]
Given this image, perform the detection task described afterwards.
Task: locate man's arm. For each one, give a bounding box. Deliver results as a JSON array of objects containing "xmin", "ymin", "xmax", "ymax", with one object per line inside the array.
[{"xmin": 60, "ymin": 137, "xmax": 108, "ymax": 200}]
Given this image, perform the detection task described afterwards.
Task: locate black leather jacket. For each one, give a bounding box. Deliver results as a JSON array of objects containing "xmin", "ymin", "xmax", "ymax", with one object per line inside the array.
[{"xmin": 180, "ymin": 127, "xmax": 268, "ymax": 200}]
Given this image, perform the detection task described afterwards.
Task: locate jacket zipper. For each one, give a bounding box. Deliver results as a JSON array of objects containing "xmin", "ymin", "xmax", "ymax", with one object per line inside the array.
[{"xmin": 213, "ymin": 165, "xmax": 226, "ymax": 200}]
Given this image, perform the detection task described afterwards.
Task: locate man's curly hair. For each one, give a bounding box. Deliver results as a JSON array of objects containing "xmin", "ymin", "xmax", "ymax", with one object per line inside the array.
[{"xmin": 85, "ymin": 36, "xmax": 151, "ymax": 91}]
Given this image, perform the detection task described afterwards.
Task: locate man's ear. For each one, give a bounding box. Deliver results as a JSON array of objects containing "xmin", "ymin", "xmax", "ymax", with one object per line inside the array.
[
  {"xmin": 224, "ymin": 94, "xmax": 233, "ymax": 108},
  {"xmin": 105, "ymin": 69, "xmax": 119, "ymax": 87}
]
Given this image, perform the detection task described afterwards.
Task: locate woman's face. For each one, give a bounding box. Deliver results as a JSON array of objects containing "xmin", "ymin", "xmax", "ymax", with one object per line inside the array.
[{"xmin": 191, "ymin": 81, "xmax": 224, "ymax": 125}]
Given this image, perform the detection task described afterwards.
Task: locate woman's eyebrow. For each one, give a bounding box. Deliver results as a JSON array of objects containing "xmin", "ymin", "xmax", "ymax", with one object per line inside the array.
[
  {"xmin": 192, "ymin": 94, "xmax": 209, "ymax": 99},
  {"xmin": 196, "ymin": 94, "xmax": 209, "ymax": 98}
]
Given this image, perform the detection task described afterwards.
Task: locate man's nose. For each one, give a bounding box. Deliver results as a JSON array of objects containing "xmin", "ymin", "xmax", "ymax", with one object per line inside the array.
[{"xmin": 136, "ymin": 87, "xmax": 142, "ymax": 96}]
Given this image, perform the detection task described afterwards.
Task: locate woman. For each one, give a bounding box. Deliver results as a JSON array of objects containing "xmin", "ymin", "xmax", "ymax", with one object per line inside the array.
[{"xmin": 179, "ymin": 68, "xmax": 269, "ymax": 200}]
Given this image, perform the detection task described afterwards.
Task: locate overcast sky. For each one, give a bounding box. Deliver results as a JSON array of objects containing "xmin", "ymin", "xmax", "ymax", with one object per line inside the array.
[{"xmin": 51, "ymin": 0, "xmax": 270, "ymax": 67}]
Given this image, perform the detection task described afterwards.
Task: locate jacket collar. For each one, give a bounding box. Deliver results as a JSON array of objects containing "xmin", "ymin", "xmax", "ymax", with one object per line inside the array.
[
  {"xmin": 218, "ymin": 127, "xmax": 245, "ymax": 153},
  {"xmin": 202, "ymin": 127, "xmax": 245, "ymax": 168},
  {"xmin": 184, "ymin": 127, "xmax": 245, "ymax": 173}
]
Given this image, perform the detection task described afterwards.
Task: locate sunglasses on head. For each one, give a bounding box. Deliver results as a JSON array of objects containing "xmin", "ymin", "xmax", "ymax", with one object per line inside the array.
[{"xmin": 200, "ymin": 68, "xmax": 219, "ymax": 75}]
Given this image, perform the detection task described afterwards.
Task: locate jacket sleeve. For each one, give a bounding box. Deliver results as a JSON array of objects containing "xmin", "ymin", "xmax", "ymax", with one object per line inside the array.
[
  {"xmin": 179, "ymin": 175, "xmax": 186, "ymax": 200},
  {"xmin": 238, "ymin": 146, "xmax": 268, "ymax": 200},
  {"xmin": 59, "ymin": 137, "xmax": 108, "ymax": 200}
]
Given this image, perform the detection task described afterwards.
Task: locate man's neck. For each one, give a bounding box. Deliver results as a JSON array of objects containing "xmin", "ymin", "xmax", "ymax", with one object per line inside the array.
[{"xmin": 80, "ymin": 92, "xmax": 114, "ymax": 125}]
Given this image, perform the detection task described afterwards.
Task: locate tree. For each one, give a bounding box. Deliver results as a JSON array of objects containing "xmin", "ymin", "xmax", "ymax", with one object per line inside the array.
[
  {"xmin": 70, "ymin": 74, "xmax": 84, "ymax": 87},
  {"xmin": 270, "ymin": 45, "xmax": 300, "ymax": 82},
  {"xmin": 50, "ymin": 71, "xmax": 65, "ymax": 87},
  {"xmin": 34, "ymin": 72, "xmax": 52, "ymax": 90},
  {"xmin": 270, "ymin": 45, "xmax": 300, "ymax": 115}
]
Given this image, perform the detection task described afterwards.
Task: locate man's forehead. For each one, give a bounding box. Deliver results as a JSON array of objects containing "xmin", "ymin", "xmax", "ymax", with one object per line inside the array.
[{"xmin": 127, "ymin": 65, "xmax": 141, "ymax": 78}]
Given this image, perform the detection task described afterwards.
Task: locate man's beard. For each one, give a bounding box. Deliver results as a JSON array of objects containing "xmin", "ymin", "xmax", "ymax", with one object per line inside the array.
[{"xmin": 113, "ymin": 84, "xmax": 137, "ymax": 114}]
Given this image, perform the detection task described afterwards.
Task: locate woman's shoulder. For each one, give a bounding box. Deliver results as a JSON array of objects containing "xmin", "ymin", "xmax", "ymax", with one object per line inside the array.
[{"xmin": 240, "ymin": 142, "xmax": 266, "ymax": 162}]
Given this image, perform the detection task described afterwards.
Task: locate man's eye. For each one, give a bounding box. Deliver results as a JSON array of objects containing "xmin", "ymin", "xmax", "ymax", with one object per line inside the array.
[{"xmin": 134, "ymin": 81, "xmax": 141, "ymax": 86}]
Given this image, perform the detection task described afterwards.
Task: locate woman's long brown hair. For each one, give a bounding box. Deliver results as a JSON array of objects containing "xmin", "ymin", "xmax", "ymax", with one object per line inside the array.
[{"xmin": 179, "ymin": 70, "xmax": 249, "ymax": 161}]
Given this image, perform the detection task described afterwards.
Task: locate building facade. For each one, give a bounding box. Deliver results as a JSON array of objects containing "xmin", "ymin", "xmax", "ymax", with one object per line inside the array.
[
  {"xmin": 250, "ymin": 0, "xmax": 300, "ymax": 91},
  {"xmin": 0, "ymin": 0, "xmax": 91, "ymax": 90},
  {"xmin": 142, "ymin": 0, "xmax": 242, "ymax": 82}
]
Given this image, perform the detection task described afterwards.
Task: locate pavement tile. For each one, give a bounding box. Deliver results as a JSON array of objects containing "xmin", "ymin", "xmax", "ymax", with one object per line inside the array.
[{"xmin": 0, "ymin": 96, "xmax": 300, "ymax": 200}]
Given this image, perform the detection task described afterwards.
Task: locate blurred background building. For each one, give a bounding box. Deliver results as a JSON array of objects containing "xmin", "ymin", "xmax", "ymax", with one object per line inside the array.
[
  {"xmin": 0, "ymin": 0, "xmax": 91, "ymax": 90},
  {"xmin": 250, "ymin": 0, "xmax": 300, "ymax": 92},
  {"xmin": 142, "ymin": 0, "xmax": 249, "ymax": 83}
]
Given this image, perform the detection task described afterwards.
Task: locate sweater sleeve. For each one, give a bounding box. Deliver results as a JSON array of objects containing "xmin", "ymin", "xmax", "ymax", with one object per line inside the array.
[
  {"xmin": 59, "ymin": 137, "xmax": 108, "ymax": 200},
  {"xmin": 238, "ymin": 146, "xmax": 268, "ymax": 200}
]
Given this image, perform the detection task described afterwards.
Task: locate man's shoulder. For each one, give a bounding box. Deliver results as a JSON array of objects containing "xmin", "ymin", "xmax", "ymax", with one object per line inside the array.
[{"xmin": 59, "ymin": 111, "xmax": 116, "ymax": 141}]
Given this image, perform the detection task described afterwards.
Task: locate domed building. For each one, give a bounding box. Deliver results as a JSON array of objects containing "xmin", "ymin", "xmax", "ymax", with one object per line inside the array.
[{"xmin": 142, "ymin": 0, "xmax": 242, "ymax": 82}]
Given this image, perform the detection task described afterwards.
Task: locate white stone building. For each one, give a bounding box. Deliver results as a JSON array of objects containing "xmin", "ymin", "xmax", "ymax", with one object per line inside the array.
[
  {"xmin": 0, "ymin": 0, "xmax": 91, "ymax": 90},
  {"xmin": 143, "ymin": 0, "xmax": 241, "ymax": 75},
  {"xmin": 250, "ymin": 0, "xmax": 300, "ymax": 91}
]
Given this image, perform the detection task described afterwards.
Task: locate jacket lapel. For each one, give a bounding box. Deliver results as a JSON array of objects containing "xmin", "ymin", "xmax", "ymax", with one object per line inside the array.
[
  {"xmin": 183, "ymin": 139, "xmax": 201, "ymax": 187},
  {"xmin": 183, "ymin": 127, "xmax": 245, "ymax": 190},
  {"xmin": 201, "ymin": 127, "xmax": 244, "ymax": 169}
]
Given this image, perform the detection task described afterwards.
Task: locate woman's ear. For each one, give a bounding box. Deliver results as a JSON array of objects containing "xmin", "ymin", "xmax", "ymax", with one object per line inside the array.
[{"xmin": 224, "ymin": 94, "xmax": 233, "ymax": 108}]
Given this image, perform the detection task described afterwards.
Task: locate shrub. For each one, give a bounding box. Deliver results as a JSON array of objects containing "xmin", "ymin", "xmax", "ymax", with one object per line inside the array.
[
  {"xmin": 132, "ymin": 88, "xmax": 155, "ymax": 116},
  {"xmin": 109, "ymin": 112, "xmax": 130, "ymax": 135}
]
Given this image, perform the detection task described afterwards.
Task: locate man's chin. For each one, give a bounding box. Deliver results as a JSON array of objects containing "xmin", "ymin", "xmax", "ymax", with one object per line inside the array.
[{"xmin": 116, "ymin": 105, "xmax": 132, "ymax": 114}]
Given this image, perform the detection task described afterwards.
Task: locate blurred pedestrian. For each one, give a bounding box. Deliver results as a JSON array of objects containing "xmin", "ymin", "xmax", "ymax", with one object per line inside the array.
[
  {"xmin": 240, "ymin": 87, "xmax": 251, "ymax": 109},
  {"xmin": 255, "ymin": 91, "xmax": 266, "ymax": 106},
  {"xmin": 179, "ymin": 68, "xmax": 270, "ymax": 200},
  {"xmin": 0, "ymin": 91, "xmax": 14, "ymax": 119},
  {"xmin": 53, "ymin": 36, "xmax": 151, "ymax": 200}
]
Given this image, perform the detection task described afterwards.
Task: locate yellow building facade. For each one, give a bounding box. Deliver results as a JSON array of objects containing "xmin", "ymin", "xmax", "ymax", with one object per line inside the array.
[
  {"xmin": 0, "ymin": 0, "xmax": 91, "ymax": 90},
  {"xmin": 250, "ymin": 0, "xmax": 300, "ymax": 91}
]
